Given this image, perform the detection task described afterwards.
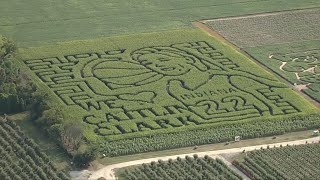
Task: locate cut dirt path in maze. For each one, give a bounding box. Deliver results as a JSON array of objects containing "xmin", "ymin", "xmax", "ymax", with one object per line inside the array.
[{"xmin": 87, "ymin": 136, "xmax": 320, "ymax": 180}]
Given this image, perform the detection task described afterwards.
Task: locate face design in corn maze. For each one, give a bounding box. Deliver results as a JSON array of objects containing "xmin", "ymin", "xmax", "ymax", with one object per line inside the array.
[
  {"xmin": 132, "ymin": 47, "xmax": 194, "ymax": 76},
  {"xmin": 23, "ymin": 41, "xmax": 301, "ymax": 137}
]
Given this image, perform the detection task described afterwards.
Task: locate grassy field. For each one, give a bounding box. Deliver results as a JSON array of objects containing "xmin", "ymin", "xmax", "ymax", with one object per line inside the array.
[
  {"xmin": 116, "ymin": 155, "xmax": 241, "ymax": 180},
  {"xmin": 1, "ymin": 0, "xmax": 320, "ymax": 47},
  {"xmin": 233, "ymin": 143, "xmax": 320, "ymax": 179},
  {"xmin": 205, "ymin": 9, "xmax": 320, "ymax": 103},
  {"xmin": 17, "ymin": 29, "xmax": 319, "ymax": 156}
]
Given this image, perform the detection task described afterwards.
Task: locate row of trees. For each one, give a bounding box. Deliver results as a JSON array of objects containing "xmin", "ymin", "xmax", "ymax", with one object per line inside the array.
[
  {"xmin": 233, "ymin": 143, "xmax": 320, "ymax": 180},
  {"xmin": 0, "ymin": 36, "xmax": 37, "ymax": 114},
  {"xmin": 29, "ymin": 92, "xmax": 96, "ymax": 167},
  {"xmin": 0, "ymin": 119, "xmax": 69, "ymax": 180},
  {"xmin": 120, "ymin": 155, "xmax": 242, "ymax": 180},
  {"xmin": 0, "ymin": 35, "xmax": 95, "ymax": 167}
]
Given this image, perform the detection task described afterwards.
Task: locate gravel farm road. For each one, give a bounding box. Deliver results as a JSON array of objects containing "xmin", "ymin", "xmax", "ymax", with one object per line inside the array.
[{"xmin": 87, "ymin": 136, "xmax": 320, "ymax": 180}]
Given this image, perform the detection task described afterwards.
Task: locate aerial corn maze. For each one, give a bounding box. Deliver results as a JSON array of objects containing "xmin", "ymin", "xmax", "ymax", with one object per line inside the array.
[
  {"xmin": 1, "ymin": 1, "xmax": 320, "ymax": 179},
  {"xmin": 19, "ymin": 30, "xmax": 319, "ymax": 156}
]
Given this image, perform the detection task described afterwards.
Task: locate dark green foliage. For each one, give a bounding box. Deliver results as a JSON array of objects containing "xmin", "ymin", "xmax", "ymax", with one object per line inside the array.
[
  {"xmin": 27, "ymin": 91, "xmax": 88, "ymax": 167},
  {"xmin": 0, "ymin": 36, "xmax": 16, "ymax": 59},
  {"xmin": 29, "ymin": 90, "xmax": 50, "ymax": 120},
  {"xmin": 0, "ymin": 119, "xmax": 70, "ymax": 179},
  {"xmin": 35, "ymin": 106, "xmax": 63, "ymax": 129},
  {"xmin": 73, "ymin": 146, "xmax": 97, "ymax": 168},
  {"xmin": 119, "ymin": 156, "xmax": 242, "ymax": 180},
  {"xmin": 0, "ymin": 94, "xmax": 21, "ymax": 114},
  {"xmin": 0, "ymin": 36, "xmax": 37, "ymax": 114},
  {"xmin": 234, "ymin": 143, "xmax": 320, "ymax": 180}
]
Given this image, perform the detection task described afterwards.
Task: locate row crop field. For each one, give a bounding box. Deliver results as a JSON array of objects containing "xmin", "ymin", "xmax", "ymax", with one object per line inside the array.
[
  {"xmin": 116, "ymin": 155, "xmax": 242, "ymax": 180},
  {"xmin": 205, "ymin": 9, "xmax": 320, "ymax": 48},
  {"xmin": 0, "ymin": 119, "xmax": 69, "ymax": 180},
  {"xmin": 233, "ymin": 143, "xmax": 320, "ymax": 180},
  {"xmin": 1, "ymin": 0, "xmax": 320, "ymax": 47},
  {"xmin": 205, "ymin": 9, "xmax": 320, "ymax": 103},
  {"xmin": 18, "ymin": 29, "xmax": 320, "ymax": 156}
]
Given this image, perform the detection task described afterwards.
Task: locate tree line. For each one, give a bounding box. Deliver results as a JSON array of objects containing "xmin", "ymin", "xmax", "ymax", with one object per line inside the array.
[
  {"xmin": 0, "ymin": 36, "xmax": 37, "ymax": 114},
  {"xmin": 0, "ymin": 36, "xmax": 95, "ymax": 167}
]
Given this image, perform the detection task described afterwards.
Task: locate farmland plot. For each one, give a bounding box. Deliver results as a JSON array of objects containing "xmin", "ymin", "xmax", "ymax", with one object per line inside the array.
[
  {"xmin": 205, "ymin": 9, "xmax": 320, "ymax": 48},
  {"xmin": 206, "ymin": 9, "xmax": 320, "ymax": 102},
  {"xmin": 116, "ymin": 155, "xmax": 242, "ymax": 180},
  {"xmin": 19, "ymin": 30, "xmax": 319, "ymax": 156},
  {"xmin": 1, "ymin": 0, "xmax": 320, "ymax": 47},
  {"xmin": 0, "ymin": 119, "xmax": 69, "ymax": 180},
  {"xmin": 233, "ymin": 143, "xmax": 320, "ymax": 180}
]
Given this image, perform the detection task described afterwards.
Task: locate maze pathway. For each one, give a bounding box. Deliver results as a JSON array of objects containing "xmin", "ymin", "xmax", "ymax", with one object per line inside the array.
[{"xmin": 23, "ymin": 38, "xmax": 308, "ymax": 139}]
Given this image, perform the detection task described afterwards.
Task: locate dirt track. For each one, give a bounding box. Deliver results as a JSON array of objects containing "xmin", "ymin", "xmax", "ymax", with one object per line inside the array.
[{"xmin": 88, "ymin": 136, "xmax": 319, "ymax": 180}]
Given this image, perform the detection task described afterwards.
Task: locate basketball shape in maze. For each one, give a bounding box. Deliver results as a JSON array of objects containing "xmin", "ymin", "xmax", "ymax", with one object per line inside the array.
[{"xmin": 24, "ymin": 41, "xmax": 301, "ymax": 137}]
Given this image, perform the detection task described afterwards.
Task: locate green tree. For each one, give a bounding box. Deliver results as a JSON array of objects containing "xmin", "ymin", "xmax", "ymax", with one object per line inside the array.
[
  {"xmin": 61, "ymin": 122, "xmax": 83, "ymax": 153},
  {"xmin": 0, "ymin": 36, "xmax": 18, "ymax": 86},
  {"xmin": 72, "ymin": 145, "xmax": 97, "ymax": 168},
  {"xmin": 0, "ymin": 36, "xmax": 16, "ymax": 60},
  {"xmin": 0, "ymin": 35, "xmax": 36, "ymax": 114},
  {"xmin": 29, "ymin": 91, "xmax": 49, "ymax": 120},
  {"xmin": 36, "ymin": 107, "xmax": 63, "ymax": 128},
  {"xmin": 0, "ymin": 68, "xmax": 5, "ymax": 84}
]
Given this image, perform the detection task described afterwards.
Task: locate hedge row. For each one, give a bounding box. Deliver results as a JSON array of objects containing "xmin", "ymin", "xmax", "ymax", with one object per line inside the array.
[
  {"xmin": 99, "ymin": 113, "xmax": 320, "ymax": 156},
  {"xmin": 0, "ymin": 93, "xmax": 26, "ymax": 114}
]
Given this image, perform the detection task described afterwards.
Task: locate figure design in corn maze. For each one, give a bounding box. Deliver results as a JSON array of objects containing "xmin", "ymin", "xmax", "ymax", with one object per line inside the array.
[
  {"xmin": 271, "ymin": 50, "xmax": 320, "ymax": 96},
  {"xmin": 24, "ymin": 41, "xmax": 300, "ymax": 136},
  {"xmin": 82, "ymin": 42, "xmax": 297, "ymax": 123}
]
